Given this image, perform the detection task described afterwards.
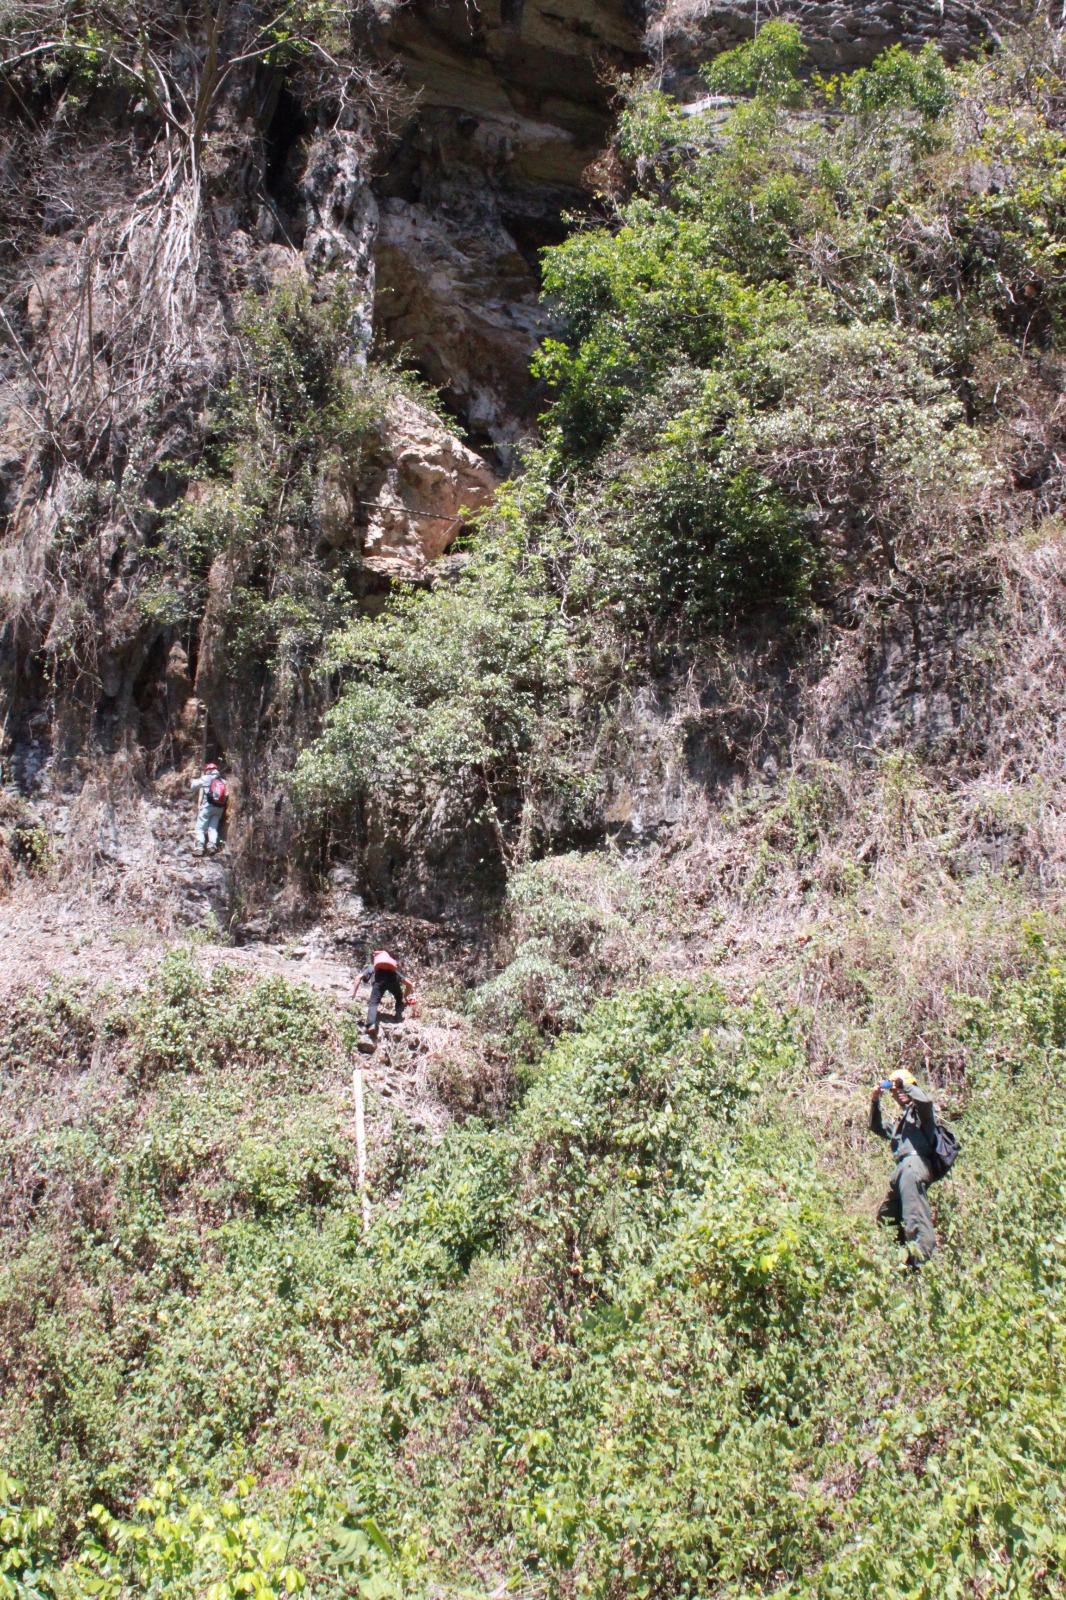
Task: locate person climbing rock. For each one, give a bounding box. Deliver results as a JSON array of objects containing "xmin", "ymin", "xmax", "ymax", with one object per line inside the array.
[
  {"xmin": 191, "ymin": 761, "xmax": 228, "ymax": 856},
  {"xmin": 870, "ymin": 1070, "xmax": 939, "ymax": 1266},
  {"xmin": 354, "ymin": 950, "xmax": 413, "ymax": 1040}
]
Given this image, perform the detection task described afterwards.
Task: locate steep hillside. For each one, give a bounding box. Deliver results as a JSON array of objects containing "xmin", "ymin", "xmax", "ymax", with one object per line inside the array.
[
  {"xmin": 0, "ymin": 0, "xmax": 1043, "ymax": 917},
  {"xmin": 4, "ymin": 6, "xmax": 1066, "ymax": 1600}
]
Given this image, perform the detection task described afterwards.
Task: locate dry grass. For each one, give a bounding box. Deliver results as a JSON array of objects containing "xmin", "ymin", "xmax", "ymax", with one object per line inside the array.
[
  {"xmin": 514, "ymin": 539, "xmax": 1066, "ymax": 1129},
  {"xmin": 4, "ymin": 519, "xmax": 1064, "ymax": 1154}
]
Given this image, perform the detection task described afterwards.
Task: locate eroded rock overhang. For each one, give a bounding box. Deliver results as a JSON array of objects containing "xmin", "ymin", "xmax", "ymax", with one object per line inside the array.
[{"xmin": 370, "ymin": 0, "xmax": 645, "ymax": 454}]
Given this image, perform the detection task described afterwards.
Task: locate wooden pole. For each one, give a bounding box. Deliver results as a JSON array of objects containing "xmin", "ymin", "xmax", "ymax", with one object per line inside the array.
[{"xmin": 353, "ymin": 1067, "xmax": 371, "ymax": 1234}]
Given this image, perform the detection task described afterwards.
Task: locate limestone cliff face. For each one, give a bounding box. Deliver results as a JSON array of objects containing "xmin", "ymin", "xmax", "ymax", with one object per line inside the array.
[
  {"xmin": 370, "ymin": 0, "xmax": 643, "ymax": 450},
  {"xmin": 0, "ymin": 0, "xmax": 1031, "ymax": 899},
  {"xmin": 315, "ymin": 391, "xmax": 498, "ymax": 581},
  {"xmin": 0, "ymin": 0, "xmax": 642, "ymax": 806}
]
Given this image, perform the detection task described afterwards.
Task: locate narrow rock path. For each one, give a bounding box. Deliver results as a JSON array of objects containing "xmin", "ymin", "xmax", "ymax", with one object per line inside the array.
[{"xmin": 1, "ymin": 786, "xmax": 479, "ymax": 1135}]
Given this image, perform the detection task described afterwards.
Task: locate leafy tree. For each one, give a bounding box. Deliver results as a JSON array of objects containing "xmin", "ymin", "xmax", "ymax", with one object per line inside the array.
[
  {"xmin": 701, "ymin": 20, "xmax": 810, "ymax": 106},
  {"xmin": 293, "ymin": 549, "xmax": 592, "ymax": 868}
]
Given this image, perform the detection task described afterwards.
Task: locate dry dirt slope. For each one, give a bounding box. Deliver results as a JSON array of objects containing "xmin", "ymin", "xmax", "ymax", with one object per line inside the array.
[{"xmin": 0, "ymin": 781, "xmax": 490, "ymax": 1136}]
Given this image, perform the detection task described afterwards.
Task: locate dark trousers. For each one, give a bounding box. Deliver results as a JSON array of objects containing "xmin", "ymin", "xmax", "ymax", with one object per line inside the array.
[
  {"xmin": 877, "ymin": 1153, "xmax": 937, "ymax": 1263},
  {"xmin": 367, "ymin": 971, "xmax": 404, "ymax": 1030}
]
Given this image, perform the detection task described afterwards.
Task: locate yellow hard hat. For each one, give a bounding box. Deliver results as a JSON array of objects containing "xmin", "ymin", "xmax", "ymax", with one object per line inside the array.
[{"xmin": 889, "ymin": 1070, "xmax": 917, "ymax": 1087}]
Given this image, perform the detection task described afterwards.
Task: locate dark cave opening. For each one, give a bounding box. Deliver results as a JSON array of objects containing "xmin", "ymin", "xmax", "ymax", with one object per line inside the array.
[
  {"xmin": 263, "ymin": 85, "xmax": 310, "ymax": 241},
  {"xmin": 500, "ymin": 210, "xmax": 574, "ymax": 283}
]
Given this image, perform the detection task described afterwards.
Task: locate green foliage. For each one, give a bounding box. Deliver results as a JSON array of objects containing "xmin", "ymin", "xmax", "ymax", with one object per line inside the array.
[
  {"xmin": 534, "ymin": 226, "xmax": 736, "ymax": 453},
  {"xmin": 73, "ymin": 1474, "xmax": 420, "ymax": 1600},
  {"xmin": 143, "ymin": 281, "xmax": 389, "ymax": 726},
  {"xmin": 0, "ymin": 1474, "xmax": 54, "ymax": 1600},
  {"xmin": 0, "ymin": 983, "xmax": 97, "ymax": 1077},
  {"xmin": 467, "ymin": 851, "xmax": 678, "ymax": 1056},
  {"xmin": 6, "ymin": 950, "xmax": 1066, "ymax": 1597},
  {"xmin": 366, "ymin": 968, "xmax": 1066, "ymax": 1600},
  {"xmin": 125, "ymin": 947, "xmax": 340, "ymax": 1086},
  {"xmin": 960, "ymin": 926, "xmax": 1066, "ymax": 1069},
  {"xmin": 701, "ymin": 21, "xmax": 809, "ymax": 106},
  {"xmin": 604, "ymin": 438, "xmax": 811, "ymax": 629},
  {"xmin": 77, "ymin": 1477, "xmax": 313, "ymax": 1600},
  {"xmin": 170, "ymin": 276, "xmax": 383, "ymax": 546},
  {"xmin": 364, "ymin": 1123, "xmax": 514, "ymax": 1312},
  {"xmin": 298, "ymin": 33, "xmax": 1066, "ymax": 870},
  {"xmin": 8, "ymin": 824, "xmax": 54, "ymax": 877},
  {"xmin": 512, "ymin": 982, "xmax": 797, "ymax": 1295},
  {"xmin": 292, "ymin": 547, "xmax": 596, "ymax": 861},
  {"xmin": 836, "ymin": 42, "xmax": 953, "ymax": 118}
]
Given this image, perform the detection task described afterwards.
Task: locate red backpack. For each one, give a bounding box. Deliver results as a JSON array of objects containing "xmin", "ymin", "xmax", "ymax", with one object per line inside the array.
[{"xmin": 208, "ymin": 776, "xmax": 228, "ymax": 806}]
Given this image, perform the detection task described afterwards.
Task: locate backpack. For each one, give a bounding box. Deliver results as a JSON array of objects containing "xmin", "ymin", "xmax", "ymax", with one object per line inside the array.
[
  {"xmin": 208, "ymin": 776, "xmax": 228, "ymax": 807},
  {"xmin": 928, "ymin": 1121, "xmax": 959, "ymax": 1183}
]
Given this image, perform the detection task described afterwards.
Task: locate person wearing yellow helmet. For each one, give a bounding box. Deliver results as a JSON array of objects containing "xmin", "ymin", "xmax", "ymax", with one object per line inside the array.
[{"xmin": 870, "ymin": 1070, "xmax": 939, "ymax": 1265}]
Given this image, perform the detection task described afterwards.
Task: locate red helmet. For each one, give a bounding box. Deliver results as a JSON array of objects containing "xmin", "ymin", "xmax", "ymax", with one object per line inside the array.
[
  {"xmin": 373, "ymin": 950, "xmax": 398, "ymax": 970},
  {"xmin": 204, "ymin": 762, "xmax": 219, "ymax": 773}
]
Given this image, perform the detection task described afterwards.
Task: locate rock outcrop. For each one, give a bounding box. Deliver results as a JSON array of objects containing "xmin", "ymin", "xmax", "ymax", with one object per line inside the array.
[
  {"xmin": 312, "ymin": 391, "xmax": 497, "ymax": 579},
  {"xmin": 361, "ymin": 394, "xmax": 497, "ymax": 577},
  {"xmin": 301, "ymin": 130, "xmax": 380, "ymax": 361},
  {"xmin": 370, "ymin": 0, "xmax": 644, "ymax": 452},
  {"xmin": 374, "ymin": 191, "xmax": 555, "ymax": 455},
  {"xmin": 650, "ymin": 0, "xmax": 1020, "ymax": 100}
]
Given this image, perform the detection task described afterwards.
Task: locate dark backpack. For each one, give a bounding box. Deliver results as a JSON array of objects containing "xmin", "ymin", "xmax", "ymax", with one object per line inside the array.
[
  {"xmin": 208, "ymin": 776, "xmax": 228, "ymax": 807},
  {"xmin": 928, "ymin": 1121, "xmax": 959, "ymax": 1182}
]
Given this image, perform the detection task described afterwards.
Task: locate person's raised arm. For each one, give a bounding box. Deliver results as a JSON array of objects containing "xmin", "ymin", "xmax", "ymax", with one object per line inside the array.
[
  {"xmin": 869, "ymin": 1084, "xmax": 889, "ymax": 1140},
  {"xmin": 908, "ymin": 1085, "xmax": 935, "ymax": 1126}
]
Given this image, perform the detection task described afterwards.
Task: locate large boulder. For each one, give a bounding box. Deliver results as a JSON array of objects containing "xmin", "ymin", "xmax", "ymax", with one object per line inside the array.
[
  {"xmin": 315, "ymin": 393, "xmax": 497, "ymax": 578},
  {"xmin": 363, "ymin": 394, "xmax": 497, "ymax": 574}
]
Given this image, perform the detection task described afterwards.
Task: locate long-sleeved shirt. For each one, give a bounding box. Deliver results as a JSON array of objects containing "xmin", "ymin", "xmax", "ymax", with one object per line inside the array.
[
  {"xmin": 191, "ymin": 775, "xmax": 224, "ymax": 819},
  {"xmin": 870, "ymin": 1086, "xmax": 937, "ymax": 1164}
]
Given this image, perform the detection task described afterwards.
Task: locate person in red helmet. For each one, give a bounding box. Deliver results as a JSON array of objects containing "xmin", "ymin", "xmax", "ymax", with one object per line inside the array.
[
  {"xmin": 191, "ymin": 761, "xmax": 228, "ymax": 855},
  {"xmin": 354, "ymin": 949, "xmax": 413, "ymax": 1039}
]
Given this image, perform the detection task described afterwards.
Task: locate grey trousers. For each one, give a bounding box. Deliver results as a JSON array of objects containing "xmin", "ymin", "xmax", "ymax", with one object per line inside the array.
[
  {"xmin": 877, "ymin": 1152, "xmax": 938, "ymax": 1262},
  {"xmin": 195, "ymin": 804, "xmax": 224, "ymax": 851}
]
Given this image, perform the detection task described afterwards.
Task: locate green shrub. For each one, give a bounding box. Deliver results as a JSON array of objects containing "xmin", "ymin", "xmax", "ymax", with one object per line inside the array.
[
  {"xmin": 701, "ymin": 20, "xmax": 810, "ymax": 106},
  {"xmin": 512, "ymin": 982, "xmax": 799, "ymax": 1297},
  {"xmin": 837, "ymin": 41, "xmax": 953, "ymax": 118},
  {"xmin": 668, "ymin": 1152, "xmax": 870, "ymax": 1334},
  {"xmin": 292, "ymin": 550, "xmax": 594, "ymax": 864},
  {"xmin": 468, "ymin": 852, "xmax": 657, "ymax": 1050},
  {"xmin": 126, "ymin": 949, "xmax": 339, "ymax": 1086},
  {"xmin": 0, "ymin": 985, "xmax": 97, "ymax": 1078},
  {"xmin": 73, "ymin": 1473, "xmax": 423, "ymax": 1600},
  {"xmin": 0, "ymin": 1472, "xmax": 54, "ymax": 1600}
]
